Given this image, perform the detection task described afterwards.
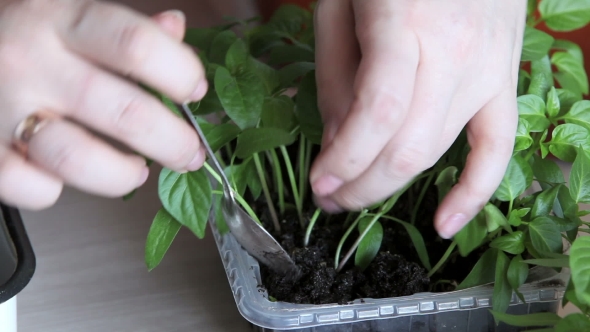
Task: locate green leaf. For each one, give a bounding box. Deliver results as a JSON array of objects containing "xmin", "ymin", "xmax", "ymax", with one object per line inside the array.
[
  {"xmin": 493, "ymin": 251, "xmax": 512, "ymax": 314},
  {"xmin": 434, "ymin": 166, "xmax": 458, "ymax": 203},
  {"xmin": 296, "ymin": 71, "xmax": 324, "ymax": 145},
  {"xmin": 456, "ymin": 248, "xmax": 498, "ymax": 290},
  {"xmin": 548, "ymin": 123, "xmax": 590, "ymax": 162},
  {"xmin": 546, "ymin": 86, "xmax": 561, "ymax": 118},
  {"xmin": 225, "ymin": 39, "xmax": 250, "ymax": 74},
  {"xmin": 269, "ymin": 44, "xmax": 315, "ymax": 65},
  {"xmin": 355, "ymin": 218, "xmax": 383, "ymax": 271},
  {"xmin": 531, "ymin": 184, "xmax": 562, "ymax": 218},
  {"xmin": 518, "ymin": 69, "xmax": 531, "ymax": 96},
  {"xmin": 552, "ymin": 52, "xmax": 589, "ymax": 95},
  {"xmin": 539, "ymin": 0, "xmax": 590, "ymax": 32},
  {"xmin": 560, "ymin": 100, "xmax": 590, "ymax": 132},
  {"xmin": 507, "ymin": 255, "xmax": 529, "ymax": 302},
  {"xmin": 235, "ymin": 127, "xmax": 297, "ymax": 159},
  {"xmin": 484, "ymin": 203, "xmax": 509, "ymax": 232},
  {"xmin": 517, "ymin": 94, "xmax": 550, "ymax": 132},
  {"xmin": 145, "ymin": 208, "xmax": 182, "ymax": 271},
  {"xmin": 528, "ymin": 216, "xmax": 563, "ymax": 254},
  {"xmin": 555, "ymin": 313, "xmax": 590, "ymax": 332},
  {"xmin": 508, "ymin": 208, "xmax": 530, "ymax": 227},
  {"xmin": 521, "ymin": 26, "xmax": 555, "ymax": 61},
  {"xmin": 208, "ymin": 30, "xmax": 238, "ymax": 65},
  {"xmin": 552, "ymin": 39, "xmax": 585, "ymax": 64},
  {"xmin": 533, "ymin": 154, "xmax": 566, "ymax": 188},
  {"xmin": 202, "ymin": 122, "xmax": 240, "ymax": 152},
  {"xmin": 213, "ymin": 194, "xmax": 230, "ymax": 235},
  {"xmin": 392, "ymin": 219, "xmax": 431, "ymax": 271},
  {"xmin": 278, "ymin": 62, "xmax": 316, "ymax": 88},
  {"xmin": 158, "ymin": 168, "xmax": 213, "ymax": 239},
  {"xmin": 556, "ymin": 88, "xmax": 583, "ymax": 116},
  {"xmin": 570, "ymin": 236, "xmax": 590, "ymax": 307},
  {"xmin": 225, "ymin": 159, "xmax": 257, "ymax": 197},
  {"xmin": 247, "ymin": 58, "xmax": 280, "ymax": 95},
  {"xmin": 522, "ymin": 257, "xmax": 570, "ymax": 268},
  {"xmin": 570, "ymin": 146, "xmax": 590, "ymax": 203},
  {"xmin": 494, "ymin": 155, "xmax": 533, "ymax": 201},
  {"xmin": 184, "ymin": 27, "xmax": 221, "ymax": 50},
  {"xmin": 490, "ymin": 231, "xmax": 525, "ymax": 255},
  {"xmin": 527, "ymin": 56, "xmax": 554, "ymax": 100},
  {"xmin": 214, "ymin": 66, "xmax": 265, "ymax": 129},
  {"xmin": 261, "ymin": 96, "xmax": 297, "ymax": 132},
  {"xmin": 515, "ymin": 118, "xmax": 533, "ymax": 151},
  {"xmin": 489, "ymin": 311, "xmax": 561, "ymax": 327},
  {"xmin": 454, "ymin": 211, "xmax": 488, "ymax": 257}
]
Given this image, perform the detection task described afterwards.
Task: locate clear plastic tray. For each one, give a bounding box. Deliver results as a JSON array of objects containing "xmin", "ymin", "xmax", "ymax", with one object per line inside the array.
[{"xmin": 208, "ymin": 218, "xmax": 568, "ymax": 332}]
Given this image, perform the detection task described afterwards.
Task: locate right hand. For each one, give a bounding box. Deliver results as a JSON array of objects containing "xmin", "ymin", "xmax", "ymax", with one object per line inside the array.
[{"xmin": 0, "ymin": 0, "xmax": 208, "ymax": 210}]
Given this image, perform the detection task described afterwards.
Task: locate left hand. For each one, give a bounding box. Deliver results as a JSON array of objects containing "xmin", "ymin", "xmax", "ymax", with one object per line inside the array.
[{"xmin": 309, "ymin": 0, "xmax": 527, "ymax": 239}]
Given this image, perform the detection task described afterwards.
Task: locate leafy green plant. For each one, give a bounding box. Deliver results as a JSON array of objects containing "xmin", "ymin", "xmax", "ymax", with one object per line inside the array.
[{"xmin": 137, "ymin": 0, "xmax": 590, "ymax": 328}]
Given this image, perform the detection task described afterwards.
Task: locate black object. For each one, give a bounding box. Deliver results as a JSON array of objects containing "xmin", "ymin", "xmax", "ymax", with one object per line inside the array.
[{"xmin": 0, "ymin": 204, "xmax": 35, "ymax": 304}]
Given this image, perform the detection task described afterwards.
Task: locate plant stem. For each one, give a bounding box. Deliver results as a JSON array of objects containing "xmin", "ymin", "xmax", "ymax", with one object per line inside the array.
[
  {"xmin": 334, "ymin": 210, "xmax": 367, "ymax": 269},
  {"xmin": 427, "ymin": 241, "xmax": 457, "ymax": 278},
  {"xmin": 508, "ymin": 199, "xmax": 514, "ymax": 213},
  {"xmin": 270, "ymin": 149, "xmax": 285, "ymax": 215},
  {"xmin": 337, "ymin": 212, "xmax": 383, "ymax": 273},
  {"xmin": 253, "ymin": 153, "xmax": 281, "ymax": 233},
  {"xmin": 304, "ymin": 208, "xmax": 322, "ymax": 247},
  {"xmin": 280, "ymin": 146, "xmax": 304, "ymax": 228},
  {"xmin": 411, "ymin": 172, "xmax": 434, "ymax": 225}
]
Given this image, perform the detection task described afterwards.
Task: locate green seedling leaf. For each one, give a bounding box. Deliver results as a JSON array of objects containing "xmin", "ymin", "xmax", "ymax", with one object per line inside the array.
[
  {"xmin": 528, "ymin": 216, "xmax": 563, "ymax": 254},
  {"xmin": 213, "ymin": 194, "xmax": 230, "ymax": 235},
  {"xmin": 555, "ymin": 313, "xmax": 590, "ymax": 332},
  {"xmin": 261, "ymin": 96, "xmax": 297, "ymax": 132},
  {"xmin": 570, "ymin": 236, "xmax": 590, "ymax": 307},
  {"xmin": 554, "ymin": 184, "xmax": 580, "ymax": 220},
  {"xmin": 556, "ymin": 88, "xmax": 583, "ymax": 116},
  {"xmin": 247, "ymin": 58, "xmax": 280, "ymax": 95},
  {"xmin": 515, "ymin": 118, "xmax": 533, "ymax": 152},
  {"xmin": 456, "ymin": 248, "xmax": 498, "ymax": 290},
  {"xmin": 225, "ymin": 39, "xmax": 250, "ymax": 74},
  {"xmin": 552, "ymin": 52, "xmax": 589, "ymax": 95},
  {"xmin": 522, "ymin": 257, "xmax": 570, "ymax": 268},
  {"xmin": 214, "ymin": 66, "xmax": 265, "ymax": 129},
  {"xmin": 269, "ymin": 44, "xmax": 315, "ymax": 65},
  {"xmin": 507, "ymin": 255, "xmax": 529, "ymax": 302},
  {"xmin": 434, "ymin": 166, "xmax": 458, "ymax": 203},
  {"xmin": 278, "ymin": 62, "xmax": 316, "ymax": 88},
  {"xmin": 531, "ymin": 184, "xmax": 561, "ymax": 218},
  {"xmin": 493, "ymin": 251, "xmax": 512, "ymax": 314},
  {"xmin": 517, "ymin": 69, "xmax": 531, "ymax": 96},
  {"xmin": 454, "ymin": 211, "xmax": 488, "ymax": 257},
  {"xmin": 570, "ymin": 145, "xmax": 590, "ymax": 203},
  {"xmin": 517, "ymin": 94, "xmax": 550, "ymax": 132},
  {"xmin": 508, "ymin": 208, "xmax": 530, "ymax": 227},
  {"xmin": 296, "ymin": 71, "xmax": 324, "ymax": 145},
  {"xmin": 355, "ymin": 218, "xmax": 383, "ymax": 271},
  {"xmin": 494, "ymin": 155, "xmax": 533, "ymax": 202},
  {"xmin": 392, "ymin": 219, "xmax": 431, "ymax": 271},
  {"xmin": 235, "ymin": 127, "xmax": 296, "ymax": 159},
  {"xmin": 490, "ymin": 231, "xmax": 525, "ymax": 255},
  {"xmin": 209, "ymin": 30, "xmax": 238, "ymax": 65},
  {"xmin": 184, "ymin": 27, "xmax": 221, "ymax": 50},
  {"xmin": 158, "ymin": 168, "xmax": 213, "ymax": 239},
  {"xmin": 560, "ymin": 100, "xmax": 590, "ymax": 132},
  {"xmin": 546, "ymin": 86, "xmax": 561, "ymax": 118},
  {"xmin": 484, "ymin": 203, "xmax": 509, "ymax": 232},
  {"xmin": 548, "ymin": 123, "xmax": 590, "ymax": 162},
  {"xmin": 521, "ymin": 26, "xmax": 555, "ymax": 61},
  {"xmin": 552, "ymin": 39, "xmax": 585, "ymax": 64},
  {"xmin": 540, "ymin": 129, "xmax": 550, "ymax": 158},
  {"xmin": 489, "ymin": 311, "xmax": 561, "ymax": 328},
  {"xmin": 225, "ymin": 159, "xmax": 261, "ymax": 199},
  {"xmin": 527, "ymin": 56, "xmax": 553, "ymax": 100},
  {"xmin": 203, "ymin": 123, "xmax": 241, "ymax": 152},
  {"xmin": 145, "ymin": 208, "xmax": 182, "ymax": 271},
  {"xmin": 533, "ymin": 154, "xmax": 566, "ymax": 188},
  {"xmin": 539, "ymin": 0, "xmax": 590, "ymax": 32}
]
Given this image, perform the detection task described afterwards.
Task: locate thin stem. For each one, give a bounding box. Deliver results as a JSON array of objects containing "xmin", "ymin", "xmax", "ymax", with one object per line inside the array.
[
  {"xmin": 304, "ymin": 208, "xmax": 322, "ymax": 247},
  {"xmin": 337, "ymin": 212, "xmax": 382, "ymax": 272},
  {"xmin": 298, "ymin": 134, "xmax": 306, "ymax": 205},
  {"xmin": 508, "ymin": 199, "xmax": 514, "ymax": 213},
  {"xmin": 334, "ymin": 210, "xmax": 367, "ymax": 269},
  {"xmin": 253, "ymin": 153, "xmax": 281, "ymax": 233},
  {"xmin": 427, "ymin": 241, "xmax": 457, "ymax": 278},
  {"xmin": 343, "ymin": 212, "xmax": 356, "ymax": 228},
  {"xmin": 411, "ymin": 172, "xmax": 434, "ymax": 225},
  {"xmin": 280, "ymin": 146, "xmax": 304, "ymax": 228},
  {"xmin": 270, "ymin": 149, "xmax": 285, "ymax": 215}
]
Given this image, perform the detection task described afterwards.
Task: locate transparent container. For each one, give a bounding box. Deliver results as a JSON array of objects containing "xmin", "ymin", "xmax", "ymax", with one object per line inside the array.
[{"xmin": 208, "ymin": 218, "xmax": 568, "ymax": 332}]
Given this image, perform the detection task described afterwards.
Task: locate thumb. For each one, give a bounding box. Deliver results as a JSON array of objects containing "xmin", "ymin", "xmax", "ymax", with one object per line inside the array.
[{"xmin": 151, "ymin": 10, "xmax": 186, "ymax": 41}]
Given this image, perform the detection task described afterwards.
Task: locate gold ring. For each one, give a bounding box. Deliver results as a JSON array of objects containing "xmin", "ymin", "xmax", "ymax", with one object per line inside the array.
[{"xmin": 12, "ymin": 111, "xmax": 59, "ymax": 156}]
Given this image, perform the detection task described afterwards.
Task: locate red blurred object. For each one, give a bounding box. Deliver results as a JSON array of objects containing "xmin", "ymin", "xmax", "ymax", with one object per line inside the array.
[{"xmin": 256, "ymin": 0, "xmax": 313, "ymax": 21}]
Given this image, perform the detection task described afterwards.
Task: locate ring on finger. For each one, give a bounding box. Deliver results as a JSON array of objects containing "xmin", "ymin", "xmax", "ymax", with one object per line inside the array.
[{"xmin": 12, "ymin": 110, "xmax": 61, "ymax": 157}]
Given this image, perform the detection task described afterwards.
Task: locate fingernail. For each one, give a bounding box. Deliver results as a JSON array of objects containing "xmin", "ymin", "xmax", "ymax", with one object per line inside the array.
[
  {"xmin": 165, "ymin": 9, "xmax": 185, "ymax": 21},
  {"xmin": 137, "ymin": 167, "xmax": 150, "ymax": 187},
  {"xmin": 438, "ymin": 213, "xmax": 468, "ymax": 239},
  {"xmin": 189, "ymin": 80, "xmax": 208, "ymax": 101},
  {"xmin": 313, "ymin": 195, "xmax": 343, "ymax": 214},
  {"xmin": 312, "ymin": 174, "xmax": 343, "ymax": 197},
  {"xmin": 186, "ymin": 149, "xmax": 206, "ymax": 171}
]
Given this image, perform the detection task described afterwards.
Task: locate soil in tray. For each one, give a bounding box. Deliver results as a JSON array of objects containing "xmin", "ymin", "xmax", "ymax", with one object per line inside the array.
[{"xmin": 255, "ymin": 182, "xmax": 485, "ymax": 305}]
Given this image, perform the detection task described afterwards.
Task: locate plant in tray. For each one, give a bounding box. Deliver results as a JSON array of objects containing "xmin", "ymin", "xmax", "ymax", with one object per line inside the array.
[{"xmin": 137, "ymin": 0, "xmax": 590, "ymax": 329}]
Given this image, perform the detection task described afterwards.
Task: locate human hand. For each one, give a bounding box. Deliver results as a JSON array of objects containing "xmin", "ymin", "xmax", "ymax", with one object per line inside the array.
[
  {"xmin": 310, "ymin": 0, "xmax": 527, "ymax": 239},
  {"xmin": 0, "ymin": 0, "xmax": 207, "ymax": 210}
]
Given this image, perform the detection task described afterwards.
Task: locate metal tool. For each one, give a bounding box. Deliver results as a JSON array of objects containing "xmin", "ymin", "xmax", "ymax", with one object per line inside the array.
[{"xmin": 177, "ymin": 103, "xmax": 300, "ymax": 277}]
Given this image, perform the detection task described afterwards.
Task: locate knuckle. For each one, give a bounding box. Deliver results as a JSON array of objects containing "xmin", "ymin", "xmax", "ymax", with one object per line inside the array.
[
  {"xmin": 354, "ymin": 90, "xmax": 405, "ymax": 128},
  {"xmin": 384, "ymin": 145, "xmax": 433, "ymax": 178},
  {"xmin": 114, "ymin": 22, "xmax": 151, "ymax": 69},
  {"xmin": 114, "ymin": 95, "xmax": 147, "ymax": 136},
  {"xmin": 46, "ymin": 141, "xmax": 80, "ymax": 176}
]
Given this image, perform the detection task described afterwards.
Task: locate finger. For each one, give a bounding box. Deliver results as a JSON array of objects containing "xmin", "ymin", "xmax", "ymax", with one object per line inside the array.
[
  {"xmin": 151, "ymin": 10, "xmax": 187, "ymax": 41},
  {"xmin": 53, "ymin": 52, "xmax": 205, "ymax": 172},
  {"xmin": 314, "ymin": 0, "xmax": 358, "ymax": 147},
  {"xmin": 0, "ymin": 144, "xmax": 63, "ymax": 210},
  {"xmin": 434, "ymin": 89, "xmax": 518, "ymax": 239},
  {"xmin": 57, "ymin": 1, "xmax": 206, "ymax": 102},
  {"xmin": 26, "ymin": 119, "xmax": 150, "ymax": 198},
  {"xmin": 309, "ymin": 2, "xmax": 419, "ymax": 198}
]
